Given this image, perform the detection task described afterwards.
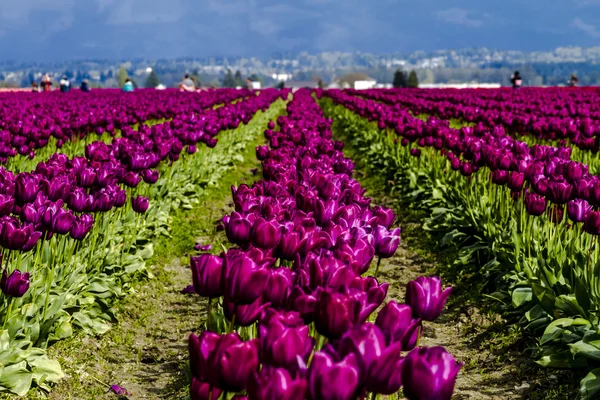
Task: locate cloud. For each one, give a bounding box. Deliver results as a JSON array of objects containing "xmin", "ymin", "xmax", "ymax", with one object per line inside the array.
[
  {"xmin": 435, "ymin": 8, "xmax": 483, "ymax": 27},
  {"xmin": 571, "ymin": 17, "xmax": 600, "ymax": 37}
]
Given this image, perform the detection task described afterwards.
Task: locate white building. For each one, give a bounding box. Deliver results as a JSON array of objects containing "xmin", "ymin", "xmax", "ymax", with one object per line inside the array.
[
  {"xmin": 418, "ymin": 83, "xmax": 502, "ymax": 89},
  {"xmin": 354, "ymin": 79, "xmax": 377, "ymax": 90}
]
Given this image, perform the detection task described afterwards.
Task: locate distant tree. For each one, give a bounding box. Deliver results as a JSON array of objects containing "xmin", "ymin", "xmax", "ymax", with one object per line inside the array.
[
  {"xmin": 276, "ymin": 81, "xmax": 285, "ymax": 90},
  {"xmin": 407, "ymin": 70, "xmax": 419, "ymax": 88},
  {"xmin": 234, "ymin": 70, "xmax": 244, "ymax": 87},
  {"xmin": 118, "ymin": 66, "xmax": 128, "ymax": 88},
  {"xmin": 318, "ymin": 79, "xmax": 325, "ymax": 89},
  {"xmin": 393, "ymin": 69, "xmax": 408, "ymax": 88},
  {"xmin": 248, "ymin": 73, "xmax": 264, "ymax": 85},
  {"xmin": 145, "ymin": 70, "xmax": 160, "ymax": 88},
  {"xmin": 223, "ymin": 69, "xmax": 235, "ymax": 87}
]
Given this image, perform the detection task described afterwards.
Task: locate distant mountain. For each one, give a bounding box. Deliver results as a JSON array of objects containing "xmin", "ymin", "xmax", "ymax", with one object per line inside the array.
[{"xmin": 1, "ymin": 0, "xmax": 600, "ymax": 61}]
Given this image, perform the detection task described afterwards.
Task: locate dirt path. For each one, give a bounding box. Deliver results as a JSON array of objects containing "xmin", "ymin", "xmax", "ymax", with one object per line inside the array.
[{"xmin": 32, "ymin": 126, "xmax": 267, "ymax": 400}]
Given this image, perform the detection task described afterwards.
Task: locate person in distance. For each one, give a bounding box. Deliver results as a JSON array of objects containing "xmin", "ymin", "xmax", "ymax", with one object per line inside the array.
[
  {"xmin": 59, "ymin": 76, "xmax": 71, "ymax": 93},
  {"xmin": 179, "ymin": 74, "xmax": 196, "ymax": 92},
  {"xmin": 510, "ymin": 71, "xmax": 522, "ymax": 89}
]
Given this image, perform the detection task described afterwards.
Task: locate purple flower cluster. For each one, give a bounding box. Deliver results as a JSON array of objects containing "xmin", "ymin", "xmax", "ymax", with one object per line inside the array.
[
  {"xmin": 354, "ymin": 87, "xmax": 600, "ymax": 151},
  {"xmin": 0, "ymin": 90, "xmax": 286, "ymax": 252},
  {"xmin": 323, "ymin": 89, "xmax": 600, "ymax": 231},
  {"xmin": 188, "ymin": 90, "xmax": 461, "ymax": 399},
  {"xmin": 0, "ymin": 89, "xmax": 252, "ymax": 161}
]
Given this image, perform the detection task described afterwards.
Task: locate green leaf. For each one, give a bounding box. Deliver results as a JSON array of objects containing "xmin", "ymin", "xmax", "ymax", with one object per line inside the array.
[
  {"xmin": 512, "ymin": 287, "xmax": 532, "ymax": 308},
  {"xmin": 0, "ymin": 361, "xmax": 32, "ymax": 396},
  {"xmin": 30, "ymin": 355, "xmax": 64, "ymax": 389},
  {"xmin": 536, "ymin": 350, "xmax": 588, "ymax": 369},
  {"xmin": 578, "ymin": 368, "xmax": 600, "ymax": 400}
]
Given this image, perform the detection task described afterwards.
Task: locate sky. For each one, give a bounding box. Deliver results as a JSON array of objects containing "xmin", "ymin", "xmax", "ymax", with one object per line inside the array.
[{"xmin": 1, "ymin": 0, "xmax": 600, "ymax": 61}]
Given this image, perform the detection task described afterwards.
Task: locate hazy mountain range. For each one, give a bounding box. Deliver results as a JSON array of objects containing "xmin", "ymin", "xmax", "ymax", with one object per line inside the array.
[{"xmin": 1, "ymin": 0, "xmax": 600, "ymax": 61}]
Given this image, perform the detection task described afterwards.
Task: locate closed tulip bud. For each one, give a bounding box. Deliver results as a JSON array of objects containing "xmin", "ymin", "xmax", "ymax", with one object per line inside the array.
[
  {"xmin": 0, "ymin": 194, "xmax": 14, "ymax": 217},
  {"xmin": 410, "ymin": 148, "xmax": 421, "ymax": 157},
  {"xmin": 1, "ymin": 269, "xmax": 30, "ymax": 297},
  {"xmin": 547, "ymin": 179, "xmax": 573, "ymax": 204},
  {"xmin": 189, "ymin": 331, "xmax": 220, "ymax": 382},
  {"xmin": 190, "ymin": 378, "xmax": 221, "ymax": 400},
  {"xmin": 132, "ymin": 195, "xmax": 149, "ymax": 213},
  {"xmin": 15, "ymin": 174, "xmax": 39, "ymax": 204},
  {"xmin": 0, "ymin": 217, "xmax": 33, "ymax": 250},
  {"xmin": 222, "ymin": 250, "xmax": 270, "ymax": 305},
  {"xmin": 141, "ymin": 169, "xmax": 160, "ymax": 184},
  {"xmin": 276, "ymin": 231, "xmax": 301, "ymax": 260},
  {"xmin": 259, "ymin": 315, "xmax": 314, "ymax": 372},
  {"xmin": 191, "ymin": 254, "xmax": 223, "ymax": 298},
  {"xmin": 568, "ymin": 199, "xmax": 592, "ymax": 223},
  {"xmin": 374, "ymin": 226, "xmax": 401, "ymax": 258},
  {"xmin": 402, "ymin": 347, "xmax": 463, "ymax": 400},
  {"xmin": 375, "ymin": 301, "xmax": 422, "ymax": 350},
  {"xmin": 373, "ymin": 206, "xmax": 396, "ymax": 229},
  {"xmin": 77, "ymin": 167, "xmax": 97, "ymax": 188},
  {"xmin": 524, "ymin": 191, "xmax": 547, "ymax": 216},
  {"xmin": 217, "ymin": 338, "xmax": 260, "ymax": 392},
  {"xmin": 264, "ymin": 267, "xmax": 295, "ymax": 307},
  {"xmin": 70, "ymin": 214, "xmax": 94, "ymax": 240},
  {"xmin": 584, "ymin": 211, "xmax": 600, "ymax": 235},
  {"xmin": 565, "ymin": 161, "xmax": 584, "ymax": 182},
  {"xmin": 314, "ymin": 289, "xmax": 360, "ymax": 339},
  {"xmin": 226, "ymin": 212, "xmax": 255, "ymax": 246},
  {"xmin": 224, "ymin": 296, "xmax": 271, "ymax": 327},
  {"xmin": 251, "ymin": 217, "xmax": 281, "ymax": 249},
  {"xmin": 122, "ymin": 171, "xmax": 141, "ymax": 188},
  {"xmin": 247, "ymin": 367, "xmax": 307, "ymax": 400},
  {"xmin": 67, "ymin": 188, "xmax": 88, "ymax": 212},
  {"xmin": 256, "ymin": 146, "xmax": 269, "ymax": 161},
  {"xmin": 307, "ymin": 351, "xmax": 360, "ymax": 400},
  {"xmin": 507, "ymin": 171, "xmax": 525, "ymax": 192},
  {"xmin": 406, "ymin": 276, "xmax": 452, "ymax": 321}
]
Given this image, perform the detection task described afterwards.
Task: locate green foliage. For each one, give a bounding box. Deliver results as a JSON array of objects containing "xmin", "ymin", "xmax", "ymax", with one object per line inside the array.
[
  {"xmin": 407, "ymin": 70, "xmax": 419, "ymax": 88},
  {"xmin": 144, "ymin": 70, "xmax": 160, "ymax": 88},
  {"xmin": 223, "ymin": 69, "xmax": 236, "ymax": 88},
  {"xmin": 117, "ymin": 66, "xmax": 128, "ymax": 88},
  {"xmin": 393, "ymin": 69, "xmax": 407, "ymax": 88}
]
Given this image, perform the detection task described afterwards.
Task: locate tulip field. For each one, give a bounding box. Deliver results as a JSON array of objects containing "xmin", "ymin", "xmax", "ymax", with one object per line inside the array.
[{"xmin": 1, "ymin": 86, "xmax": 598, "ymax": 399}]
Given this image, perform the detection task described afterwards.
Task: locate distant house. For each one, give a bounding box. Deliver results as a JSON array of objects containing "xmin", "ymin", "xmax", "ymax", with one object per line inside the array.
[
  {"xmin": 250, "ymin": 81, "xmax": 261, "ymax": 89},
  {"xmin": 354, "ymin": 79, "xmax": 377, "ymax": 90}
]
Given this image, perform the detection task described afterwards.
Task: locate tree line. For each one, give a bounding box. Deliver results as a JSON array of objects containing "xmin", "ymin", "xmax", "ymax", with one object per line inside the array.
[{"xmin": 393, "ymin": 69, "xmax": 419, "ymax": 88}]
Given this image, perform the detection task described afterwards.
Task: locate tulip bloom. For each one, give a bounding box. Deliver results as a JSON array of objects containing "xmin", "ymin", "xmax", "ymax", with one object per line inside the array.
[
  {"xmin": 191, "ymin": 254, "xmax": 223, "ymax": 298},
  {"xmin": 247, "ymin": 367, "xmax": 307, "ymax": 400},
  {"xmin": 567, "ymin": 199, "xmax": 592, "ymax": 223},
  {"xmin": 251, "ymin": 217, "xmax": 282, "ymax": 249},
  {"xmin": 221, "ymin": 250, "xmax": 270, "ymax": 305},
  {"xmin": 375, "ymin": 301, "xmax": 421, "ymax": 350},
  {"xmin": 402, "ymin": 347, "xmax": 463, "ymax": 400},
  {"xmin": 259, "ymin": 315, "xmax": 314, "ymax": 372},
  {"xmin": 314, "ymin": 289, "xmax": 360, "ymax": 339},
  {"xmin": 524, "ymin": 191, "xmax": 547, "ymax": 216},
  {"xmin": 307, "ymin": 350, "xmax": 360, "ymax": 400},
  {"xmin": 1, "ymin": 269, "xmax": 30, "ymax": 297},
  {"xmin": 132, "ymin": 196, "xmax": 149, "ymax": 213},
  {"xmin": 226, "ymin": 212, "xmax": 255, "ymax": 247},
  {"xmin": 217, "ymin": 338, "xmax": 260, "ymax": 392},
  {"xmin": 405, "ymin": 276, "xmax": 452, "ymax": 321},
  {"xmin": 374, "ymin": 226, "xmax": 401, "ymax": 258}
]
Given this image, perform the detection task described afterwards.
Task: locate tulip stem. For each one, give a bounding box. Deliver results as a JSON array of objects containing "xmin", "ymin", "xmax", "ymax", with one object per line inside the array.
[
  {"xmin": 370, "ymin": 392, "xmax": 377, "ymax": 400},
  {"xmin": 2, "ymin": 297, "xmax": 13, "ymax": 330},
  {"xmin": 374, "ymin": 256, "xmax": 382, "ymax": 278},
  {"xmin": 228, "ymin": 309, "xmax": 236, "ymax": 333},
  {"xmin": 207, "ymin": 297, "xmax": 212, "ymax": 327}
]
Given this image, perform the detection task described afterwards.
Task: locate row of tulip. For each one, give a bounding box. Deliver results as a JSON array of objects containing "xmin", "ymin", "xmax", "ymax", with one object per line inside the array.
[
  {"xmin": 0, "ymin": 89, "xmax": 252, "ymax": 169},
  {"xmin": 319, "ymin": 91, "xmax": 600, "ymax": 399},
  {"xmin": 353, "ymin": 88, "xmax": 600, "ymax": 149},
  {"xmin": 0, "ymin": 90, "xmax": 286, "ymax": 395},
  {"xmin": 187, "ymin": 89, "xmax": 462, "ymax": 400}
]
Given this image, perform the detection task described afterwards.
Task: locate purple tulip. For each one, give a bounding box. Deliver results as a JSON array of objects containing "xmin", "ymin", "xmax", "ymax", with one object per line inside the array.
[
  {"xmin": 191, "ymin": 254, "xmax": 223, "ymax": 298},
  {"xmin": 264, "ymin": 267, "xmax": 295, "ymax": 307},
  {"xmin": 256, "ymin": 145, "xmax": 269, "ymax": 161},
  {"xmin": 402, "ymin": 347, "xmax": 463, "ymax": 400},
  {"xmin": 307, "ymin": 350, "xmax": 360, "ymax": 400},
  {"xmin": 251, "ymin": 217, "xmax": 282, "ymax": 249},
  {"xmin": 226, "ymin": 212, "xmax": 255, "ymax": 247},
  {"xmin": 217, "ymin": 338, "xmax": 260, "ymax": 392},
  {"xmin": 122, "ymin": 171, "xmax": 142, "ymax": 188},
  {"xmin": 0, "ymin": 194, "xmax": 14, "ymax": 217},
  {"xmin": 405, "ymin": 276, "xmax": 452, "ymax": 321},
  {"xmin": 276, "ymin": 231, "xmax": 301, "ymax": 260},
  {"xmin": 374, "ymin": 226, "xmax": 401, "ymax": 258},
  {"xmin": 507, "ymin": 171, "xmax": 525, "ymax": 192},
  {"xmin": 70, "ymin": 214, "xmax": 94, "ymax": 240},
  {"xmin": 223, "ymin": 296, "xmax": 271, "ymax": 327},
  {"xmin": 410, "ymin": 148, "xmax": 421, "ymax": 158},
  {"xmin": 247, "ymin": 366, "xmax": 307, "ymax": 400},
  {"xmin": 547, "ymin": 180, "xmax": 573, "ymax": 205},
  {"xmin": 190, "ymin": 378, "xmax": 221, "ymax": 400},
  {"xmin": 567, "ymin": 199, "xmax": 592, "ymax": 223},
  {"xmin": 259, "ymin": 313, "xmax": 314, "ymax": 372},
  {"xmin": 375, "ymin": 301, "xmax": 421, "ymax": 350},
  {"xmin": 584, "ymin": 211, "xmax": 600, "ymax": 235},
  {"xmin": 109, "ymin": 385, "xmax": 132, "ymax": 396},
  {"xmin": 1, "ymin": 269, "xmax": 30, "ymax": 297},
  {"xmin": 189, "ymin": 331, "xmax": 220, "ymax": 382},
  {"xmin": 314, "ymin": 289, "xmax": 360, "ymax": 339},
  {"xmin": 141, "ymin": 169, "xmax": 160, "ymax": 184},
  {"xmin": 372, "ymin": 206, "xmax": 396, "ymax": 229},
  {"xmin": 132, "ymin": 195, "xmax": 149, "ymax": 213},
  {"xmin": 15, "ymin": 174, "xmax": 39, "ymax": 204},
  {"xmin": 524, "ymin": 191, "xmax": 547, "ymax": 216},
  {"xmin": 222, "ymin": 250, "xmax": 270, "ymax": 305}
]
